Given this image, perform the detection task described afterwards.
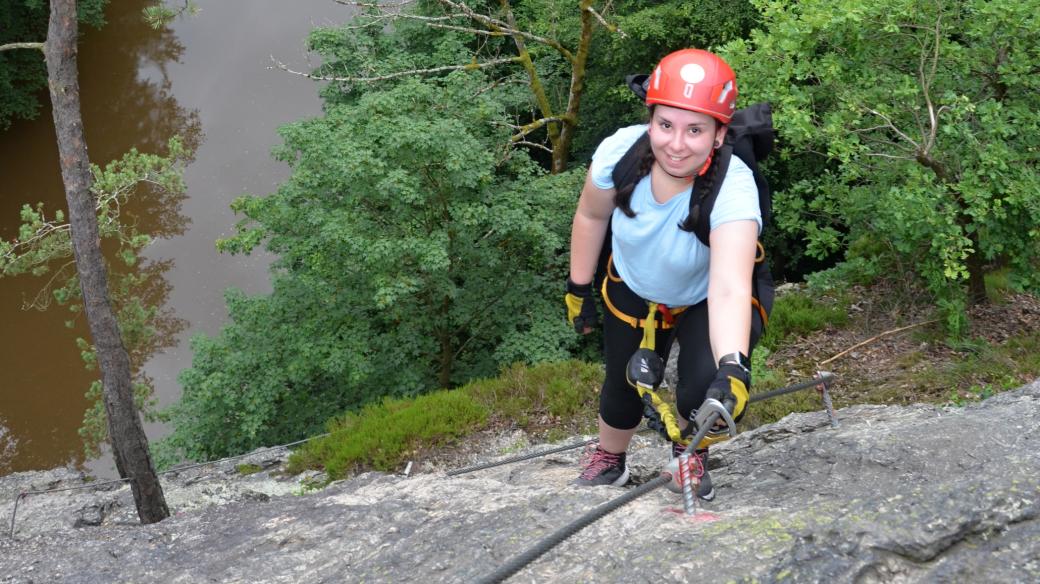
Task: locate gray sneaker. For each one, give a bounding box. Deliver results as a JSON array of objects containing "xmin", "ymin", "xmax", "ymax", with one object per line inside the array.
[
  {"xmin": 573, "ymin": 446, "xmax": 630, "ymax": 487},
  {"xmin": 671, "ymin": 443, "xmax": 714, "ymax": 501}
]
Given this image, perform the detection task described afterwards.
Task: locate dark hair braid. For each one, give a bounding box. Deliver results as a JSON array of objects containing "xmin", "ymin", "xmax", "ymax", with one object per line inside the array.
[
  {"xmin": 613, "ymin": 141, "xmax": 655, "ymax": 218},
  {"xmin": 678, "ymin": 150, "xmax": 721, "ymax": 233}
]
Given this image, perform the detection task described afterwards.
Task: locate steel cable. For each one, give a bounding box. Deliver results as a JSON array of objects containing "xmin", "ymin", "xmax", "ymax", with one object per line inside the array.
[
  {"xmin": 474, "ymin": 473, "xmax": 673, "ymax": 584},
  {"xmin": 476, "ymin": 412, "xmax": 721, "ymax": 583},
  {"xmin": 447, "ymin": 438, "xmax": 599, "ymax": 476},
  {"xmin": 749, "ymin": 372, "xmax": 834, "ymax": 403}
]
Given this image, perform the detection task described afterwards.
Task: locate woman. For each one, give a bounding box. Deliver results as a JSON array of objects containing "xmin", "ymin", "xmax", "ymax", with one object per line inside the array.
[{"xmin": 565, "ymin": 49, "xmax": 763, "ymax": 500}]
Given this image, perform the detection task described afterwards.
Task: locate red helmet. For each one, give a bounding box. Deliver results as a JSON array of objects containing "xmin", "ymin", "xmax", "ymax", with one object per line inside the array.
[{"xmin": 645, "ymin": 49, "xmax": 738, "ymax": 123}]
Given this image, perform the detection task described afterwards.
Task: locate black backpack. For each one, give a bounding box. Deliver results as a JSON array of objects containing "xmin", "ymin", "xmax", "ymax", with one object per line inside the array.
[{"xmin": 596, "ymin": 92, "xmax": 775, "ymax": 330}]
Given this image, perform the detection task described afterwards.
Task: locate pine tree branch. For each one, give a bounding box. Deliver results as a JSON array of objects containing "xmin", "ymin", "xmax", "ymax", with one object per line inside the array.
[
  {"xmin": 334, "ymin": 0, "xmax": 416, "ymax": 7},
  {"xmin": 514, "ymin": 140, "xmax": 552, "ymax": 152},
  {"xmin": 0, "ymin": 42, "xmax": 44, "ymax": 52},
  {"xmin": 424, "ymin": 23, "xmax": 508, "ymax": 37},
  {"xmin": 269, "ymin": 55, "xmax": 521, "ymax": 83}
]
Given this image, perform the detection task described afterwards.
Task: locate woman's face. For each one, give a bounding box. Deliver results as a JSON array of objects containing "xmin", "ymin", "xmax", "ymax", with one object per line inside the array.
[{"xmin": 647, "ymin": 105, "xmax": 727, "ymax": 179}]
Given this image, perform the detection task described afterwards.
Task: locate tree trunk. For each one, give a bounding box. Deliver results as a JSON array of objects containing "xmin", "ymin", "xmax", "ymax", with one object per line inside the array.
[
  {"xmin": 964, "ymin": 231, "xmax": 988, "ymax": 306},
  {"xmin": 44, "ymin": 0, "xmax": 169, "ymax": 524},
  {"xmin": 554, "ymin": 0, "xmax": 595, "ymax": 174},
  {"xmin": 918, "ymin": 153, "xmax": 989, "ymax": 307}
]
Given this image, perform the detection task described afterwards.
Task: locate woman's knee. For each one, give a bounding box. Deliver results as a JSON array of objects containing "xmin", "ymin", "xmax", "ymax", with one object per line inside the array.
[{"xmin": 599, "ymin": 379, "xmax": 644, "ymax": 429}]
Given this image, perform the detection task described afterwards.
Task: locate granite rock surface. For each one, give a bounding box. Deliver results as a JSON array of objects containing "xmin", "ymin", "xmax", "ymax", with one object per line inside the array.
[{"xmin": 2, "ymin": 381, "xmax": 1038, "ymax": 583}]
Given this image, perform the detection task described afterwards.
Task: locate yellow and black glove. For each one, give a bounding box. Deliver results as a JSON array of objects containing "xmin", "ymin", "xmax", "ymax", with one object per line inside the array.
[
  {"xmin": 693, "ymin": 353, "xmax": 750, "ymax": 448},
  {"xmin": 706, "ymin": 353, "xmax": 751, "ymax": 423},
  {"xmin": 565, "ymin": 278, "xmax": 599, "ymax": 334}
]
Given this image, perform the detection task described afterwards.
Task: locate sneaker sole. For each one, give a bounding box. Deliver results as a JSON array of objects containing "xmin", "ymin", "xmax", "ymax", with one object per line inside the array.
[
  {"xmin": 611, "ymin": 465, "xmax": 631, "ymax": 487},
  {"xmin": 571, "ymin": 464, "xmax": 631, "ymax": 488}
]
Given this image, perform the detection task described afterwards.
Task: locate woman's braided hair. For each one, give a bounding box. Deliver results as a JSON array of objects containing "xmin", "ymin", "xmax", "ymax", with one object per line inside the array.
[
  {"xmin": 613, "ymin": 139, "xmax": 655, "ymax": 219},
  {"xmin": 613, "ymin": 106, "xmax": 723, "ymax": 233}
]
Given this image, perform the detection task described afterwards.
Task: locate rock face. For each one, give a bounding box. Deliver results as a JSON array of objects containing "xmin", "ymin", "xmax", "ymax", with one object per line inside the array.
[{"xmin": 2, "ymin": 381, "xmax": 1039, "ymax": 583}]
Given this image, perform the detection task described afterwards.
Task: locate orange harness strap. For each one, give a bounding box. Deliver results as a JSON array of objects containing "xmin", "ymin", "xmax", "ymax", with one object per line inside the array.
[
  {"xmin": 601, "ymin": 255, "xmax": 688, "ymax": 330},
  {"xmin": 603, "ymin": 253, "xmax": 768, "ymax": 328}
]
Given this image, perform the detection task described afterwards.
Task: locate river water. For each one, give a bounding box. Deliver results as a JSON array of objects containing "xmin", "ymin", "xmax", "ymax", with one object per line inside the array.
[{"xmin": 0, "ymin": 0, "xmax": 350, "ymax": 477}]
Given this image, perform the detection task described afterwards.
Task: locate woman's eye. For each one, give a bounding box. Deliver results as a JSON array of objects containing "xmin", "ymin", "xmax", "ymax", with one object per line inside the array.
[{"xmin": 687, "ymin": 127, "xmax": 701, "ymax": 135}]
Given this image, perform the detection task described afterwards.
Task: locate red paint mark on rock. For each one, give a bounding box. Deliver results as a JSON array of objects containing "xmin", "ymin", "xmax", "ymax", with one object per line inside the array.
[{"xmin": 663, "ymin": 507, "xmax": 722, "ymax": 522}]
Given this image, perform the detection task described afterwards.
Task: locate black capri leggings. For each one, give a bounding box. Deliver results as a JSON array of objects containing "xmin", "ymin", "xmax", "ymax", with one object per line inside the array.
[{"xmin": 599, "ymin": 275, "xmax": 764, "ymax": 431}]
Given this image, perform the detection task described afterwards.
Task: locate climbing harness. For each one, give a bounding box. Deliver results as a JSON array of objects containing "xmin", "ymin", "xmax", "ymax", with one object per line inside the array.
[
  {"xmin": 615, "ymin": 289, "xmax": 746, "ymax": 453},
  {"xmin": 600, "ymin": 255, "xmax": 688, "ymax": 330}
]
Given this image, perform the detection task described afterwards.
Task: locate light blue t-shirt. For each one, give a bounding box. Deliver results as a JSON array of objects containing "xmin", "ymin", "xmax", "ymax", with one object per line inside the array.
[{"xmin": 589, "ymin": 124, "xmax": 761, "ymax": 306}]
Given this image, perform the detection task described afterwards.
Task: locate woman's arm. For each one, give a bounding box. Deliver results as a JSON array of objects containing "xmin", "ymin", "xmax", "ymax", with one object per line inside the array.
[
  {"xmin": 569, "ymin": 171, "xmax": 617, "ymax": 285},
  {"xmin": 706, "ymin": 219, "xmax": 759, "ymax": 362}
]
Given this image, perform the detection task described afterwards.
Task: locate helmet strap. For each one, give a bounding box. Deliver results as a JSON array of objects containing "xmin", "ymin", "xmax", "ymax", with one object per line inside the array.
[{"xmin": 697, "ymin": 148, "xmax": 715, "ymax": 177}]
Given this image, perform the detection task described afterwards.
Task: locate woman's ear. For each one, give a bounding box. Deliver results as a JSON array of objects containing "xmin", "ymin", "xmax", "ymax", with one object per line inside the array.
[{"xmin": 715, "ymin": 122, "xmax": 728, "ymax": 148}]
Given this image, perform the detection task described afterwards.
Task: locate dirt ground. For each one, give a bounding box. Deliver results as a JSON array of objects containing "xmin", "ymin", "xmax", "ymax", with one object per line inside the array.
[{"xmin": 768, "ymin": 284, "xmax": 1040, "ymax": 405}]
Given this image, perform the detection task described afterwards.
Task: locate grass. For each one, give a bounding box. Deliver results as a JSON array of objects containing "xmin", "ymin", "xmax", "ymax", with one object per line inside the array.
[
  {"xmin": 759, "ymin": 290, "xmax": 850, "ymax": 352},
  {"xmin": 927, "ymin": 333, "xmax": 1040, "ymax": 406},
  {"xmin": 287, "ymin": 360, "xmax": 603, "ymax": 480},
  {"xmin": 739, "ymin": 290, "xmax": 850, "ymax": 428},
  {"xmin": 235, "ymin": 463, "xmax": 263, "ymax": 476}
]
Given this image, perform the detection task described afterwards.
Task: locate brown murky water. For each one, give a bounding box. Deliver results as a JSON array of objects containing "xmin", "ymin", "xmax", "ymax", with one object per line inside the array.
[{"xmin": 0, "ymin": 0, "xmax": 351, "ymax": 477}]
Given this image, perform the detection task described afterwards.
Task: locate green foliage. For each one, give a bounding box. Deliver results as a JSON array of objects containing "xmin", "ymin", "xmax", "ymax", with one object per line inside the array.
[
  {"xmin": 928, "ymin": 332, "xmax": 1040, "ymax": 403},
  {"xmin": 142, "ymin": 1, "xmax": 199, "ymax": 29},
  {"xmin": 984, "ymin": 268, "xmax": 1017, "ymax": 303},
  {"xmin": 158, "ymin": 73, "xmax": 586, "ymax": 465},
  {"xmin": 749, "ymin": 345, "xmax": 784, "ymax": 391},
  {"xmin": 287, "ymin": 359, "xmax": 602, "ymax": 479},
  {"xmin": 235, "ymin": 463, "xmax": 263, "ymax": 475},
  {"xmin": 759, "ymin": 291, "xmax": 848, "ymax": 351},
  {"xmin": 291, "ymin": 390, "xmax": 488, "ymax": 478},
  {"xmin": 722, "ymin": 0, "xmax": 1040, "ymax": 326},
  {"xmin": 947, "ymin": 383, "xmax": 996, "ymax": 407},
  {"xmin": 0, "ymin": 0, "xmax": 109, "ymax": 130},
  {"xmin": 0, "ymin": 139, "xmax": 189, "ymax": 456}
]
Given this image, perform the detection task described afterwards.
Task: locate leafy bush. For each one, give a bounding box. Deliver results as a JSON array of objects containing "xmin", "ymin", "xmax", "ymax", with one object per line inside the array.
[
  {"xmin": 723, "ymin": 0, "xmax": 1040, "ymax": 330},
  {"xmin": 154, "ymin": 72, "xmax": 589, "ymax": 465},
  {"xmin": 290, "ymin": 390, "xmax": 489, "ymax": 477}
]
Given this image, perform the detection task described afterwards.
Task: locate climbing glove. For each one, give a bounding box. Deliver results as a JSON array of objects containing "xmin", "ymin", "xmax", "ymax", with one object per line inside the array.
[
  {"xmin": 705, "ymin": 354, "xmax": 751, "ymax": 424},
  {"xmin": 565, "ymin": 278, "xmax": 598, "ymax": 334}
]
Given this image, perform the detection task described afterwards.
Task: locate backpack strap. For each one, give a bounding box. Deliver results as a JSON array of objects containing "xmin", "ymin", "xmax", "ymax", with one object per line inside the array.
[
  {"xmin": 694, "ymin": 102, "xmax": 774, "ymax": 246},
  {"xmin": 611, "ymin": 132, "xmax": 651, "ymax": 198},
  {"xmin": 597, "ymin": 132, "xmax": 652, "ymax": 290}
]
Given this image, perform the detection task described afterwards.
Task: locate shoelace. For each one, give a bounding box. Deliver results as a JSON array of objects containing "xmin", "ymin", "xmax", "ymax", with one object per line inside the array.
[
  {"xmin": 671, "ymin": 444, "xmax": 706, "ymax": 478},
  {"xmin": 579, "ymin": 448, "xmax": 620, "ymax": 479}
]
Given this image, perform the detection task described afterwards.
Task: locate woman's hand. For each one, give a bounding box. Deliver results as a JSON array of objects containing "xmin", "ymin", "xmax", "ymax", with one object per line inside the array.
[{"xmin": 565, "ymin": 279, "xmax": 598, "ymax": 334}]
